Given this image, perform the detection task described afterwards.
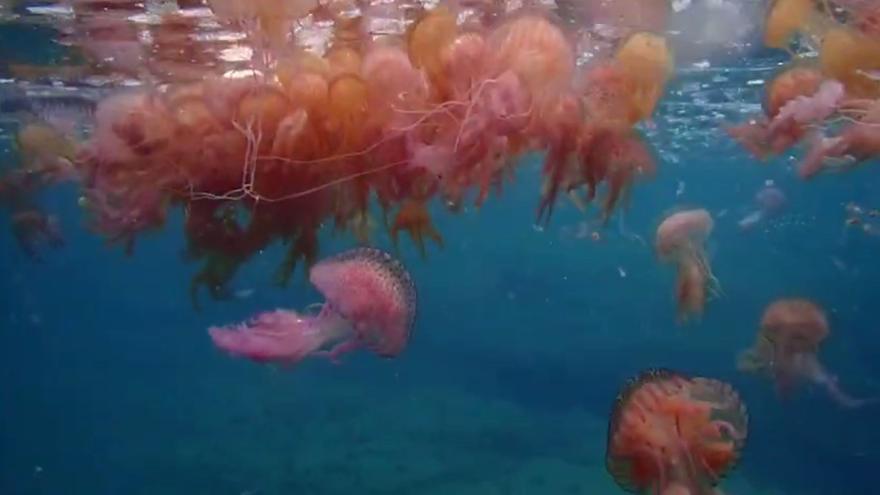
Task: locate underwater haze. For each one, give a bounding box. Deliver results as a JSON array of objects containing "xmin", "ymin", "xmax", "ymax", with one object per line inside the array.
[{"xmin": 2, "ymin": 1, "xmax": 880, "ymax": 494}]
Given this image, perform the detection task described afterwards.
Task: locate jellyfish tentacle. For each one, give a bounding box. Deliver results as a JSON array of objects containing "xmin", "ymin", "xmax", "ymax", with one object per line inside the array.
[
  {"xmin": 314, "ymin": 339, "xmax": 360, "ymax": 364},
  {"xmin": 803, "ymin": 355, "xmax": 878, "ymax": 408}
]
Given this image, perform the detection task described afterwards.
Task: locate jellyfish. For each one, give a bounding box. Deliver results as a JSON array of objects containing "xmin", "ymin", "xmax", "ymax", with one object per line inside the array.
[
  {"xmin": 738, "ymin": 185, "xmax": 787, "ymax": 230},
  {"xmin": 208, "ymin": 247, "xmax": 417, "ymax": 365},
  {"xmin": 655, "ymin": 209, "xmax": 718, "ymax": 322},
  {"xmin": 11, "ymin": 209, "xmax": 64, "ymax": 259},
  {"xmin": 606, "ymin": 369, "xmax": 748, "ymax": 495},
  {"xmin": 763, "ymin": 0, "xmax": 824, "ymax": 49},
  {"xmin": 725, "ymin": 66, "xmax": 828, "ymax": 160},
  {"xmin": 819, "ymin": 25, "xmax": 880, "ymax": 99},
  {"xmin": 798, "ymin": 100, "xmax": 880, "ymax": 179},
  {"xmin": 737, "ymin": 298, "xmax": 875, "ymax": 408},
  {"xmin": 613, "ymin": 32, "xmax": 674, "ymax": 123}
]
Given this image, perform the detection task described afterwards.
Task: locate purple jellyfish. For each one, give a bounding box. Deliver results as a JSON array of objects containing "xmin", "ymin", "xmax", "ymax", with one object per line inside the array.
[{"xmin": 738, "ymin": 185, "xmax": 787, "ymax": 231}]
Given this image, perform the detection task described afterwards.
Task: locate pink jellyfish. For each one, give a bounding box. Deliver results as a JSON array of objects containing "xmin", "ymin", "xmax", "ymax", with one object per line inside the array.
[
  {"xmin": 738, "ymin": 298, "xmax": 875, "ymax": 408},
  {"xmin": 208, "ymin": 247, "xmax": 417, "ymax": 365},
  {"xmin": 655, "ymin": 208, "xmax": 718, "ymax": 323},
  {"xmin": 738, "ymin": 185, "xmax": 787, "ymax": 231}
]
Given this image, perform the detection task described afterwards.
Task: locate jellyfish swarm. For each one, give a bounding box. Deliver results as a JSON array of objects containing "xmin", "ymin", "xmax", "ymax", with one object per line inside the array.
[
  {"xmin": 56, "ymin": 2, "xmax": 674, "ymax": 301},
  {"xmin": 737, "ymin": 185, "xmax": 787, "ymax": 231},
  {"xmin": 655, "ymin": 209, "xmax": 717, "ymax": 323},
  {"xmin": 606, "ymin": 369, "xmax": 748, "ymax": 495},
  {"xmin": 737, "ymin": 298, "xmax": 874, "ymax": 408},
  {"xmin": 208, "ymin": 248, "xmax": 417, "ymax": 365}
]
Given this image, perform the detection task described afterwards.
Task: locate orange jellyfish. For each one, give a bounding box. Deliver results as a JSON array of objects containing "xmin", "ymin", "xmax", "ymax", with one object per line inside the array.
[
  {"xmin": 487, "ymin": 14, "xmax": 575, "ymax": 98},
  {"xmin": 613, "ymin": 31, "xmax": 674, "ymax": 123},
  {"xmin": 606, "ymin": 369, "xmax": 748, "ymax": 495},
  {"xmin": 738, "ymin": 298, "xmax": 876, "ymax": 408},
  {"xmin": 407, "ymin": 7, "xmax": 458, "ymax": 98},
  {"xmin": 819, "ymin": 25, "xmax": 880, "ymax": 99},
  {"xmin": 763, "ymin": 0, "xmax": 825, "ymax": 50},
  {"xmin": 655, "ymin": 209, "xmax": 718, "ymax": 323}
]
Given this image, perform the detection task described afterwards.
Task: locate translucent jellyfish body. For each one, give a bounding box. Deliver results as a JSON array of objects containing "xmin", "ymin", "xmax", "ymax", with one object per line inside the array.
[
  {"xmin": 738, "ymin": 185, "xmax": 787, "ymax": 231},
  {"xmin": 209, "ymin": 247, "xmax": 417, "ymax": 365},
  {"xmin": 738, "ymin": 298, "xmax": 875, "ymax": 408},
  {"xmin": 655, "ymin": 209, "xmax": 717, "ymax": 322},
  {"xmin": 606, "ymin": 369, "xmax": 748, "ymax": 495}
]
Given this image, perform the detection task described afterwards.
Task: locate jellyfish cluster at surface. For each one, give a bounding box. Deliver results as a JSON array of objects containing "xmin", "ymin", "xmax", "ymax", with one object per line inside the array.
[
  {"xmin": 1, "ymin": 1, "xmax": 880, "ymax": 494},
  {"xmin": 728, "ymin": 0, "xmax": 880, "ymax": 179},
  {"xmin": 0, "ymin": 0, "xmax": 677, "ymax": 303}
]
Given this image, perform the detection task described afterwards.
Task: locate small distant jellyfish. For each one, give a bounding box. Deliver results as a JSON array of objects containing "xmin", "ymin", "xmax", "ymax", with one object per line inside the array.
[
  {"xmin": 606, "ymin": 369, "xmax": 749, "ymax": 495},
  {"xmin": 655, "ymin": 209, "xmax": 719, "ymax": 323},
  {"xmin": 738, "ymin": 298, "xmax": 875, "ymax": 408},
  {"xmin": 208, "ymin": 247, "xmax": 417, "ymax": 366},
  {"xmin": 11, "ymin": 209, "xmax": 64, "ymax": 259},
  {"xmin": 738, "ymin": 185, "xmax": 787, "ymax": 231}
]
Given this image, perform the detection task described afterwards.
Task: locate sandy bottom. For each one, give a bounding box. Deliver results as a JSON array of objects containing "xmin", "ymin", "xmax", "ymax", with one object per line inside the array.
[{"xmin": 142, "ymin": 377, "xmax": 785, "ymax": 495}]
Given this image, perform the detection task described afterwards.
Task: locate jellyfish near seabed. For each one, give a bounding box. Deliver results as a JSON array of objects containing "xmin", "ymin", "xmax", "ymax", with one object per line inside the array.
[
  {"xmin": 737, "ymin": 298, "xmax": 876, "ymax": 408},
  {"xmin": 606, "ymin": 369, "xmax": 749, "ymax": 495},
  {"xmin": 737, "ymin": 185, "xmax": 786, "ymax": 231},
  {"xmin": 655, "ymin": 209, "xmax": 718, "ymax": 323},
  {"xmin": 208, "ymin": 247, "xmax": 417, "ymax": 366}
]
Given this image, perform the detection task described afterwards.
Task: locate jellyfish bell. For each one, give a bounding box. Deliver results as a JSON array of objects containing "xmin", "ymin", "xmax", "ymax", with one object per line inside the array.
[
  {"xmin": 755, "ymin": 186, "xmax": 786, "ymax": 213},
  {"xmin": 655, "ymin": 208, "xmax": 713, "ymax": 262},
  {"xmin": 407, "ymin": 7, "xmax": 459, "ymax": 94},
  {"xmin": 763, "ymin": 0, "xmax": 825, "ymax": 49},
  {"xmin": 764, "ymin": 66, "xmax": 825, "ymax": 120},
  {"xmin": 440, "ymin": 32, "xmax": 488, "ymax": 98},
  {"xmin": 487, "ymin": 14, "xmax": 575, "ymax": 97},
  {"xmin": 308, "ymin": 247, "xmax": 417, "ymax": 357},
  {"xmin": 208, "ymin": 248, "xmax": 417, "ymax": 366},
  {"xmin": 606, "ymin": 369, "xmax": 748, "ymax": 495},
  {"xmin": 820, "ymin": 25, "xmax": 880, "ymax": 99},
  {"xmin": 360, "ymin": 44, "xmax": 428, "ymax": 127},
  {"xmin": 613, "ymin": 31, "xmax": 673, "ymax": 122}
]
